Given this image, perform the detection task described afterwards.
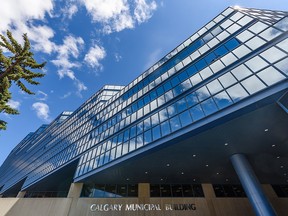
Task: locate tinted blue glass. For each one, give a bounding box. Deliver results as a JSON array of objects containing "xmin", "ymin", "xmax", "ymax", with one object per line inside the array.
[
  {"xmin": 144, "ymin": 130, "xmax": 152, "ymax": 144},
  {"xmin": 179, "ymin": 110, "xmax": 193, "ymax": 127},
  {"xmin": 190, "ymin": 105, "xmax": 205, "ymax": 121},
  {"xmin": 161, "ymin": 120, "xmax": 171, "ymax": 136},
  {"xmin": 201, "ymin": 98, "xmax": 218, "ymax": 115},
  {"xmin": 137, "ymin": 99, "xmax": 144, "ymax": 109},
  {"xmin": 150, "ymin": 91, "xmax": 157, "ymax": 100},
  {"xmin": 214, "ymin": 91, "xmax": 233, "ymax": 109},
  {"xmin": 178, "ymin": 71, "xmax": 189, "ymax": 82},
  {"xmin": 159, "ymin": 108, "xmax": 168, "ymax": 122},
  {"xmin": 156, "ymin": 86, "xmax": 164, "ymax": 96},
  {"xmin": 173, "ymin": 85, "xmax": 184, "ymax": 96},
  {"xmin": 163, "ymin": 82, "xmax": 172, "ymax": 91},
  {"xmin": 215, "ymin": 46, "xmax": 228, "ymax": 57},
  {"xmin": 170, "ymin": 116, "xmax": 181, "ymax": 132},
  {"xmin": 225, "ymin": 38, "xmax": 241, "ymax": 51},
  {"xmin": 186, "ymin": 65, "xmax": 198, "ymax": 76},
  {"xmin": 176, "ymin": 99, "xmax": 187, "ymax": 112},
  {"xmin": 186, "ymin": 93, "xmax": 199, "ymax": 107},
  {"xmin": 144, "ymin": 118, "xmax": 151, "ymax": 131},
  {"xmin": 137, "ymin": 122, "xmax": 143, "ymax": 135},
  {"xmin": 136, "ymin": 135, "xmax": 143, "ymax": 148},
  {"xmin": 130, "ymin": 126, "xmax": 136, "ymax": 138},
  {"xmin": 205, "ymin": 52, "xmax": 217, "ymax": 64},
  {"xmin": 195, "ymin": 59, "xmax": 207, "ymax": 71},
  {"xmin": 171, "ymin": 76, "xmax": 180, "ymax": 87},
  {"xmin": 132, "ymin": 103, "xmax": 138, "ymax": 112},
  {"xmin": 152, "ymin": 126, "xmax": 161, "ymax": 140},
  {"xmin": 123, "ymin": 130, "xmax": 130, "ymax": 142},
  {"xmin": 143, "ymin": 95, "xmax": 150, "ymax": 105}
]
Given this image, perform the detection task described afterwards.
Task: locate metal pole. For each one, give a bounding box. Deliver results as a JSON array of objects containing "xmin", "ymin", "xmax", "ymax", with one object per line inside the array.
[{"xmin": 230, "ymin": 154, "xmax": 277, "ymax": 216}]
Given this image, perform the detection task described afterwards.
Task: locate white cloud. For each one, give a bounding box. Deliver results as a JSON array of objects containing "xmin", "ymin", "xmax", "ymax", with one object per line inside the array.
[
  {"xmin": 84, "ymin": 45, "xmax": 106, "ymax": 70},
  {"xmin": 60, "ymin": 92, "xmax": 72, "ymax": 99},
  {"xmin": 37, "ymin": 91, "xmax": 48, "ymax": 101},
  {"xmin": 134, "ymin": 0, "xmax": 157, "ymax": 23},
  {"xmin": 32, "ymin": 102, "xmax": 50, "ymax": 122},
  {"xmin": 80, "ymin": 0, "xmax": 157, "ymax": 33},
  {"xmin": 0, "ymin": 0, "xmax": 55, "ymax": 54},
  {"xmin": 7, "ymin": 100, "xmax": 21, "ymax": 110},
  {"xmin": 51, "ymin": 35, "xmax": 87, "ymax": 95}
]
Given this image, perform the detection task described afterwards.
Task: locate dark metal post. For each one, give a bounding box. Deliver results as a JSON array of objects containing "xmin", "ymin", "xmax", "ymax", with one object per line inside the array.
[{"xmin": 230, "ymin": 154, "xmax": 277, "ymax": 216}]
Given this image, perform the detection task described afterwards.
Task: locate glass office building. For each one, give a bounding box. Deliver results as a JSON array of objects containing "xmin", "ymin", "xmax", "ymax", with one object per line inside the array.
[{"xmin": 0, "ymin": 6, "xmax": 288, "ymax": 216}]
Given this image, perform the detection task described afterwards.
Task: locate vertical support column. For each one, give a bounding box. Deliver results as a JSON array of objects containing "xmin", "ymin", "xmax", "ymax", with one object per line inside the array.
[
  {"xmin": 67, "ymin": 183, "xmax": 83, "ymax": 198},
  {"xmin": 16, "ymin": 191, "xmax": 26, "ymax": 198},
  {"xmin": 202, "ymin": 184, "xmax": 216, "ymax": 216},
  {"xmin": 138, "ymin": 183, "xmax": 150, "ymax": 204},
  {"xmin": 230, "ymin": 154, "xmax": 277, "ymax": 216}
]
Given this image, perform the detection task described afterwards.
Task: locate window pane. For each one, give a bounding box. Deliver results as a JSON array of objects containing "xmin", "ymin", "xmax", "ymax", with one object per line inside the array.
[
  {"xmin": 170, "ymin": 116, "xmax": 181, "ymax": 132},
  {"xmin": 210, "ymin": 60, "xmax": 225, "ymax": 73},
  {"xmin": 257, "ymin": 67, "xmax": 286, "ymax": 86},
  {"xmin": 245, "ymin": 56, "xmax": 269, "ymax": 72},
  {"xmin": 196, "ymin": 86, "xmax": 210, "ymax": 101},
  {"xmin": 214, "ymin": 91, "xmax": 233, "ymax": 109},
  {"xmin": 190, "ymin": 105, "xmax": 205, "ymax": 121},
  {"xmin": 152, "ymin": 126, "xmax": 161, "ymax": 141},
  {"xmin": 200, "ymin": 67, "xmax": 213, "ymax": 79},
  {"xmin": 144, "ymin": 130, "xmax": 152, "ymax": 145},
  {"xmin": 259, "ymin": 27, "xmax": 281, "ymax": 41},
  {"xmin": 179, "ymin": 110, "xmax": 193, "ymax": 127},
  {"xmin": 207, "ymin": 79, "xmax": 223, "ymax": 95},
  {"xmin": 241, "ymin": 76, "xmax": 266, "ymax": 94},
  {"xmin": 248, "ymin": 21, "xmax": 268, "ymax": 34},
  {"xmin": 221, "ymin": 53, "xmax": 238, "ymax": 66},
  {"xmin": 236, "ymin": 30, "xmax": 254, "ymax": 43},
  {"xmin": 246, "ymin": 36, "xmax": 266, "ymax": 50},
  {"xmin": 159, "ymin": 108, "xmax": 169, "ymax": 122},
  {"xmin": 275, "ymin": 17, "xmax": 288, "ymax": 31},
  {"xmin": 275, "ymin": 57, "xmax": 288, "ymax": 76},
  {"xmin": 218, "ymin": 72, "xmax": 237, "ymax": 88},
  {"xmin": 186, "ymin": 92, "xmax": 199, "ymax": 107},
  {"xmin": 161, "ymin": 120, "xmax": 171, "ymax": 136},
  {"xmin": 260, "ymin": 47, "xmax": 286, "ymax": 63},
  {"xmin": 201, "ymin": 98, "xmax": 218, "ymax": 115},
  {"xmin": 233, "ymin": 44, "xmax": 251, "ymax": 59},
  {"xmin": 190, "ymin": 73, "xmax": 202, "ymax": 85},
  {"xmin": 226, "ymin": 84, "xmax": 249, "ymax": 102},
  {"xmin": 231, "ymin": 64, "xmax": 252, "ymax": 81}
]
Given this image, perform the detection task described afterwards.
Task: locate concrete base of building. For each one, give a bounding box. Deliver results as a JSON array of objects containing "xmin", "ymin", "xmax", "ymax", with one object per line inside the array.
[{"xmin": 0, "ymin": 196, "xmax": 288, "ymax": 216}]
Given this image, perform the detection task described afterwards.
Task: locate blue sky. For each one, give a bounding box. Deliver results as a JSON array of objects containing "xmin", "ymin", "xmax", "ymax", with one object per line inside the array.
[{"xmin": 0, "ymin": 0, "xmax": 287, "ymax": 166}]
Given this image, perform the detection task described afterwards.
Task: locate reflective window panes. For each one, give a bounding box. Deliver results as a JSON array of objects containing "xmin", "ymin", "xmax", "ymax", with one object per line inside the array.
[
  {"xmin": 218, "ymin": 72, "xmax": 237, "ymax": 88},
  {"xmin": 161, "ymin": 120, "xmax": 171, "ymax": 136},
  {"xmin": 233, "ymin": 44, "xmax": 251, "ymax": 59},
  {"xmin": 248, "ymin": 22, "xmax": 268, "ymax": 34},
  {"xmin": 210, "ymin": 60, "xmax": 225, "ymax": 73},
  {"xmin": 236, "ymin": 30, "xmax": 254, "ymax": 43},
  {"xmin": 179, "ymin": 110, "xmax": 193, "ymax": 127},
  {"xmin": 190, "ymin": 73, "xmax": 202, "ymax": 86},
  {"xmin": 186, "ymin": 93, "xmax": 199, "ymax": 107},
  {"xmin": 221, "ymin": 53, "xmax": 238, "ymax": 66},
  {"xmin": 275, "ymin": 57, "xmax": 288, "ymax": 76},
  {"xmin": 241, "ymin": 76, "xmax": 266, "ymax": 94},
  {"xmin": 207, "ymin": 79, "xmax": 223, "ymax": 95},
  {"xmin": 245, "ymin": 36, "xmax": 266, "ymax": 50},
  {"xmin": 200, "ymin": 67, "xmax": 213, "ymax": 79},
  {"xmin": 245, "ymin": 56, "xmax": 269, "ymax": 72},
  {"xmin": 259, "ymin": 27, "xmax": 282, "ymax": 41},
  {"xmin": 257, "ymin": 67, "xmax": 286, "ymax": 86},
  {"xmin": 276, "ymin": 38, "xmax": 288, "ymax": 51},
  {"xmin": 196, "ymin": 86, "xmax": 210, "ymax": 101},
  {"xmin": 170, "ymin": 116, "xmax": 181, "ymax": 132},
  {"xmin": 226, "ymin": 83, "xmax": 249, "ymax": 102},
  {"xmin": 190, "ymin": 105, "xmax": 205, "ymax": 121},
  {"xmin": 275, "ymin": 17, "xmax": 288, "ymax": 31},
  {"xmin": 230, "ymin": 12, "xmax": 244, "ymax": 22},
  {"xmin": 201, "ymin": 98, "xmax": 218, "ymax": 115},
  {"xmin": 214, "ymin": 91, "xmax": 233, "ymax": 109},
  {"xmin": 260, "ymin": 47, "xmax": 286, "ymax": 63},
  {"xmin": 237, "ymin": 16, "xmax": 253, "ymax": 26},
  {"xmin": 231, "ymin": 64, "xmax": 252, "ymax": 81}
]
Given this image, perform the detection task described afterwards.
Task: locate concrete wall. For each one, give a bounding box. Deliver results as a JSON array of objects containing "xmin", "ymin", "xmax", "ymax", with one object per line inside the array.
[{"xmin": 1, "ymin": 197, "xmax": 288, "ymax": 216}]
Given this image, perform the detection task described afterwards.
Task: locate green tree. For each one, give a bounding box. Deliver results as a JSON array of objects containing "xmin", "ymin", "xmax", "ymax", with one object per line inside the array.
[{"xmin": 0, "ymin": 30, "xmax": 46, "ymax": 130}]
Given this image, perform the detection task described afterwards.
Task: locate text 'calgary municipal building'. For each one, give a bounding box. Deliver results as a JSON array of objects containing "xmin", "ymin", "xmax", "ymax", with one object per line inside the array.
[{"xmin": 0, "ymin": 6, "xmax": 288, "ymax": 216}]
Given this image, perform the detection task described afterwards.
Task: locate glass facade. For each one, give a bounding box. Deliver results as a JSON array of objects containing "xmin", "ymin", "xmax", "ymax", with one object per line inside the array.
[{"xmin": 0, "ymin": 6, "xmax": 287, "ymax": 196}]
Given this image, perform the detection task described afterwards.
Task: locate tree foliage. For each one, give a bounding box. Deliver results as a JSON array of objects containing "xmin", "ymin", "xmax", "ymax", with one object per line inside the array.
[{"xmin": 0, "ymin": 30, "xmax": 46, "ymax": 130}]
